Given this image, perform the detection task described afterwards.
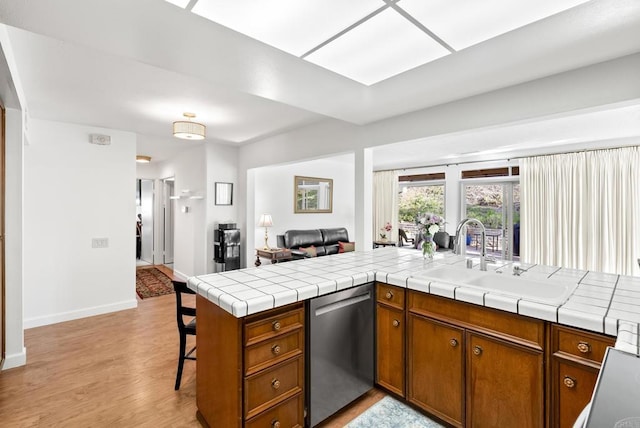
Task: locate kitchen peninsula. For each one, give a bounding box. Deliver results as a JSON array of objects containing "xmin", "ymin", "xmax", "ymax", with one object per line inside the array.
[{"xmin": 187, "ymin": 248, "xmax": 640, "ymax": 427}]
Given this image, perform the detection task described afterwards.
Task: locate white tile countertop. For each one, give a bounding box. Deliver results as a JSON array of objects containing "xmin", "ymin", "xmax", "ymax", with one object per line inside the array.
[{"xmin": 187, "ymin": 247, "xmax": 640, "ymax": 355}]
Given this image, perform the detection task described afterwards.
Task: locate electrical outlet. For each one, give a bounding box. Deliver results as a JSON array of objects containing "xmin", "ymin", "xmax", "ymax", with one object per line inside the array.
[{"xmin": 92, "ymin": 238, "xmax": 109, "ymax": 248}]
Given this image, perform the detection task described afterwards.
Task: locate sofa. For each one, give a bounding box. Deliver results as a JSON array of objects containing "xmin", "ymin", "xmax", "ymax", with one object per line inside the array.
[{"xmin": 277, "ymin": 227, "xmax": 351, "ymax": 259}]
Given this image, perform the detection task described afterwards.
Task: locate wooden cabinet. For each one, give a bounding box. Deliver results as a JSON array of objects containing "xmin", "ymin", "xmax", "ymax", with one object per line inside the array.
[
  {"xmin": 407, "ymin": 313, "xmax": 464, "ymax": 427},
  {"xmin": 550, "ymin": 325, "xmax": 615, "ymax": 428},
  {"xmin": 196, "ymin": 296, "xmax": 304, "ymax": 427},
  {"xmin": 407, "ymin": 291, "xmax": 545, "ymax": 428},
  {"xmin": 467, "ymin": 332, "xmax": 544, "ymax": 428},
  {"xmin": 376, "ymin": 283, "xmax": 405, "ymax": 397}
]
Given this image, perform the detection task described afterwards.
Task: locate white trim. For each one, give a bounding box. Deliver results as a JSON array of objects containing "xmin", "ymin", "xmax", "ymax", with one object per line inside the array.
[
  {"xmin": 2, "ymin": 346, "xmax": 27, "ymax": 370},
  {"xmin": 172, "ymin": 269, "xmax": 189, "ymax": 281},
  {"xmin": 23, "ymin": 300, "xmax": 138, "ymax": 329}
]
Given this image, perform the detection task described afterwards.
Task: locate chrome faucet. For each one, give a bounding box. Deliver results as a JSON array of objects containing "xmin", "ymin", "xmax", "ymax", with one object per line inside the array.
[{"xmin": 454, "ymin": 218, "xmax": 489, "ymax": 271}]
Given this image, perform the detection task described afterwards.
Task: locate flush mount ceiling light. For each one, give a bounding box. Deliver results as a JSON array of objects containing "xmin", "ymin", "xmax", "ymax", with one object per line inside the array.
[
  {"xmin": 136, "ymin": 155, "xmax": 152, "ymax": 163},
  {"xmin": 173, "ymin": 112, "xmax": 206, "ymax": 140}
]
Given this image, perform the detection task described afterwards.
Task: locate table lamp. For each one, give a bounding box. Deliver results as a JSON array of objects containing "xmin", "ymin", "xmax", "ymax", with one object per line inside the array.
[{"xmin": 258, "ymin": 214, "xmax": 273, "ymax": 250}]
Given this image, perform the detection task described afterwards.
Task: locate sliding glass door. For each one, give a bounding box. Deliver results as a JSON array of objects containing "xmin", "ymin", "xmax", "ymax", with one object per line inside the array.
[{"xmin": 463, "ymin": 180, "xmax": 520, "ymax": 261}]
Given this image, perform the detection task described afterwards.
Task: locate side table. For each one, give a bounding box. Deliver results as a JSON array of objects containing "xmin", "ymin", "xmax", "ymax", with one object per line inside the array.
[
  {"xmin": 255, "ymin": 248, "xmax": 293, "ymax": 266},
  {"xmin": 373, "ymin": 240, "xmax": 397, "ymax": 249}
]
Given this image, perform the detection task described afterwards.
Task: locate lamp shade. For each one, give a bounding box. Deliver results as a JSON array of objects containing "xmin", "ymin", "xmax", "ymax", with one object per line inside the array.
[
  {"xmin": 136, "ymin": 155, "xmax": 151, "ymax": 163},
  {"xmin": 258, "ymin": 214, "xmax": 273, "ymax": 228},
  {"xmin": 173, "ymin": 112, "xmax": 206, "ymax": 140}
]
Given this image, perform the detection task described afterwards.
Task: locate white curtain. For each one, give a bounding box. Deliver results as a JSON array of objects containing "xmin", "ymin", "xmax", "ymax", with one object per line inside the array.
[
  {"xmin": 373, "ymin": 171, "xmax": 399, "ymax": 242},
  {"xmin": 520, "ymin": 147, "xmax": 640, "ymax": 275}
]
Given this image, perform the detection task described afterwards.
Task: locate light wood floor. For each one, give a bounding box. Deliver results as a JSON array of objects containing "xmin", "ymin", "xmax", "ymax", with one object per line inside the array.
[{"xmin": 0, "ymin": 265, "xmax": 384, "ymax": 427}]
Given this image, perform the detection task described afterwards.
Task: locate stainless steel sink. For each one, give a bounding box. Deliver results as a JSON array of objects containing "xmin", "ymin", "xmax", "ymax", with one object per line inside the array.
[{"xmin": 414, "ymin": 264, "xmax": 577, "ymax": 305}]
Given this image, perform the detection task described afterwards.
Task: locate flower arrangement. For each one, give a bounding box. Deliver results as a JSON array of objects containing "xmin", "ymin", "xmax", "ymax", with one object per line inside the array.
[
  {"xmin": 417, "ymin": 213, "xmax": 445, "ymax": 258},
  {"xmin": 380, "ymin": 221, "xmax": 392, "ymax": 240}
]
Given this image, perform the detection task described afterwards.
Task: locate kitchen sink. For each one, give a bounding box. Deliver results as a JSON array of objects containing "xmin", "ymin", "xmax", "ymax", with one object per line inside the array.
[{"xmin": 414, "ymin": 264, "xmax": 577, "ymax": 305}]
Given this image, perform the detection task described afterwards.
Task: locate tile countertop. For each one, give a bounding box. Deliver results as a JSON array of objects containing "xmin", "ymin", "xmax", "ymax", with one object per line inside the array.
[{"xmin": 187, "ymin": 247, "xmax": 640, "ymax": 355}]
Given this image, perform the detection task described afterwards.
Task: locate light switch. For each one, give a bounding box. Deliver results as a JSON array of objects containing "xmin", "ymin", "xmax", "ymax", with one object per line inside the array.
[{"xmin": 92, "ymin": 238, "xmax": 109, "ymax": 248}]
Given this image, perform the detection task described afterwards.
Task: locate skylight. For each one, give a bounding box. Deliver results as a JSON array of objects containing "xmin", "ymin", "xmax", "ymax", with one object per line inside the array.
[{"xmin": 170, "ymin": 0, "xmax": 592, "ymax": 85}]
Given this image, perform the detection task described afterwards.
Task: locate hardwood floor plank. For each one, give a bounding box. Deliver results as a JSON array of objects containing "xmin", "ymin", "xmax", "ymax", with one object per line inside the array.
[
  {"xmin": 0, "ymin": 278, "xmax": 383, "ymax": 427},
  {"xmin": 0, "ymin": 293, "xmax": 198, "ymax": 427}
]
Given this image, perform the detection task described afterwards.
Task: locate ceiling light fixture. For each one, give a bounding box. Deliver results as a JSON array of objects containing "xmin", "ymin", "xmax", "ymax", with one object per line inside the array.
[
  {"xmin": 173, "ymin": 112, "xmax": 206, "ymax": 140},
  {"xmin": 136, "ymin": 155, "xmax": 152, "ymax": 163}
]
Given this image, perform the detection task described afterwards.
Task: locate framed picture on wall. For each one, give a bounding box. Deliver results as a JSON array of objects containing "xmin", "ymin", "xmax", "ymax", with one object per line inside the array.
[{"xmin": 215, "ymin": 182, "xmax": 233, "ymax": 205}]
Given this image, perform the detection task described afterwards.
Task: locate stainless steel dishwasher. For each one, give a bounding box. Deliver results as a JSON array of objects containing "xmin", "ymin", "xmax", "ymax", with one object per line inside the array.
[{"xmin": 306, "ymin": 283, "xmax": 374, "ymax": 427}]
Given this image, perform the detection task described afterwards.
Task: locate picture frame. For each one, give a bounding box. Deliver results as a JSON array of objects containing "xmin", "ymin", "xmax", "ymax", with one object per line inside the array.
[
  {"xmin": 294, "ymin": 175, "xmax": 333, "ymax": 213},
  {"xmin": 215, "ymin": 182, "xmax": 233, "ymax": 205}
]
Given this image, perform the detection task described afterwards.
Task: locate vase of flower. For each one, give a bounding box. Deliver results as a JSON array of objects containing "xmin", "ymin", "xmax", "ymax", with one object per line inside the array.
[
  {"xmin": 380, "ymin": 222, "xmax": 392, "ymax": 242},
  {"xmin": 422, "ymin": 234, "xmax": 435, "ymax": 259}
]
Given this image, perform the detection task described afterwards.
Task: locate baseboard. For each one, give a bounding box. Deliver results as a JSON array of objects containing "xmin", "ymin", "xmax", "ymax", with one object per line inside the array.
[
  {"xmin": 172, "ymin": 269, "xmax": 188, "ymax": 281},
  {"xmin": 23, "ymin": 299, "xmax": 138, "ymax": 329},
  {"xmin": 1, "ymin": 347, "xmax": 27, "ymax": 370}
]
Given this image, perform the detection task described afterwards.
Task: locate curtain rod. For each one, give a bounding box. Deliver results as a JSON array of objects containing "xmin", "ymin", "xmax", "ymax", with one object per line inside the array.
[{"xmin": 375, "ymin": 143, "xmax": 640, "ymax": 173}]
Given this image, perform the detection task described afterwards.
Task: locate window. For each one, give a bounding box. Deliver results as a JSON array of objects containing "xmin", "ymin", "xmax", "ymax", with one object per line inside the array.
[
  {"xmin": 463, "ymin": 181, "xmax": 520, "ymax": 261},
  {"xmin": 398, "ymin": 181, "xmax": 445, "ymax": 241}
]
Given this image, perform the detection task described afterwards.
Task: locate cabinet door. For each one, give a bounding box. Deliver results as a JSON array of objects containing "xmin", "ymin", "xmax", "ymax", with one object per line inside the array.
[
  {"xmin": 467, "ymin": 333, "xmax": 543, "ymax": 428},
  {"xmin": 407, "ymin": 314, "xmax": 464, "ymax": 427},
  {"xmin": 376, "ymin": 304, "xmax": 405, "ymax": 396},
  {"xmin": 553, "ymin": 358, "xmax": 599, "ymax": 428}
]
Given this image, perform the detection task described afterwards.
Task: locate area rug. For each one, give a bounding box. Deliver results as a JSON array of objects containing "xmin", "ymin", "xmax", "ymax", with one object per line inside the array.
[
  {"xmin": 345, "ymin": 396, "xmax": 444, "ymax": 428},
  {"xmin": 136, "ymin": 267, "xmax": 174, "ymax": 299}
]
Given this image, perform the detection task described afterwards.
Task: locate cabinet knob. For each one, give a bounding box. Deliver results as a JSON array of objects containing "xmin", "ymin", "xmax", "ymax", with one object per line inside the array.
[
  {"xmin": 272, "ymin": 420, "xmax": 281, "ymax": 428},
  {"xmin": 271, "ymin": 344, "xmax": 281, "ymax": 355},
  {"xmin": 392, "ymin": 319, "xmax": 400, "ymax": 327},
  {"xmin": 271, "ymin": 379, "xmax": 281, "ymax": 390},
  {"xmin": 577, "ymin": 341, "xmax": 591, "ymax": 354},
  {"xmin": 272, "ymin": 321, "xmax": 281, "ymax": 331},
  {"xmin": 473, "ymin": 345, "xmax": 483, "ymax": 356},
  {"xmin": 385, "ymin": 291, "xmax": 393, "ymax": 300},
  {"xmin": 563, "ymin": 376, "xmax": 576, "ymax": 388},
  {"xmin": 450, "ymin": 338, "xmax": 459, "ymax": 347}
]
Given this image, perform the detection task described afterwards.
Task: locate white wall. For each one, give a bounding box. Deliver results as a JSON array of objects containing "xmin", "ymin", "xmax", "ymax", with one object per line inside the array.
[
  {"xmin": 23, "ymin": 119, "xmax": 137, "ymax": 328},
  {"xmin": 156, "ymin": 145, "xmax": 207, "ymax": 278},
  {"xmin": 154, "ymin": 142, "xmax": 238, "ymax": 276},
  {"xmin": 3, "ymin": 108, "xmax": 25, "ymax": 369},
  {"xmin": 205, "ymin": 143, "xmax": 238, "ymax": 272},
  {"xmin": 249, "ymin": 154, "xmax": 355, "ymax": 261}
]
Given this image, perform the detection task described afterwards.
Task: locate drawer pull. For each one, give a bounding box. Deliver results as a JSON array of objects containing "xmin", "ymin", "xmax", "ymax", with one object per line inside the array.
[
  {"xmin": 563, "ymin": 376, "xmax": 576, "ymax": 388},
  {"xmin": 385, "ymin": 291, "xmax": 394, "ymax": 300},
  {"xmin": 450, "ymin": 338, "xmax": 459, "ymax": 347},
  {"xmin": 272, "ymin": 421, "xmax": 281, "ymax": 428},
  {"xmin": 272, "ymin": 321, "xmax": 281, "ymax": 331},
  {"xmin": 577, "ymin": 341, "xmax": 591, "ymax": 354},
  {"xmin": 473, "ymin": 345, "xmax": 483, "ymax": 356},
  {"xmin": 271, "ymin": 344, "xmax": 281, "ymax": 355},
  {"xmin": 271, "ymin": 379, "xmax": 281, "ymax": 390},
  {"xmin": 392, "ymin": 319, "xmax": 400, "ymax": 328}
]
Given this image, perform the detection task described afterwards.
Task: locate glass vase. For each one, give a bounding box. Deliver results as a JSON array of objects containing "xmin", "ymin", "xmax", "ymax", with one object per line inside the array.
[{"xmin": 422, "ymin": 235, "xmax": 435, "ymax": 259}]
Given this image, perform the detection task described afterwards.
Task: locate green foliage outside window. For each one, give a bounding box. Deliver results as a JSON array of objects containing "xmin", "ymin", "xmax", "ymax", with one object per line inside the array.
[{"xmin": 398, "ymin": 185, "xmax": 445, "ymax": 222}]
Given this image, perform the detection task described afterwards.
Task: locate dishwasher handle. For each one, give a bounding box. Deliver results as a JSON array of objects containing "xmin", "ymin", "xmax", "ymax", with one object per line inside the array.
[{"xmin": 314, "ymin": 292, "xmax": 371, "ymax": 317}]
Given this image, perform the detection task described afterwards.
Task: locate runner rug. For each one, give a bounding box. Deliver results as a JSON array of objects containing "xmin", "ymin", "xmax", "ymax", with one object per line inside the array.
[
  {"xmin": 136, "ymin": 267, "xmax": 174, "ymax": 299},
  {"xmin": 345, "ymin": 396, "xmax": 444, "ymax": 428}
]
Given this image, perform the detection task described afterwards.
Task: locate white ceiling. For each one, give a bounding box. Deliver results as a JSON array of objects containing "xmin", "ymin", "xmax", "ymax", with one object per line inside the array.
[
  {"xmin": 186, "ymin": 0, "xmax": 591, "ymax": 85},
  {"xmin": 0, "ymin": 0, "xmax": 639, "ymax": 165}
]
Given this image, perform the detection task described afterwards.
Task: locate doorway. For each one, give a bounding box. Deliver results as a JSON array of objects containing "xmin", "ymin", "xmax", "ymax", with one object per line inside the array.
[
  {"xmin": 463, "ymin": 180, "xmax": 520, "ymax": 261},
  {"xmin": 136, "ymin": 179, "xmax": 154, "ymax": 265},
  {"xmin": 162, "ymin": 177, "xmax": 175, "ymax": 266}
]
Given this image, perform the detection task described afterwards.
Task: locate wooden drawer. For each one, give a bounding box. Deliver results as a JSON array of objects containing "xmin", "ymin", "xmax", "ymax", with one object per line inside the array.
[
  {"xmin": 245, "ymin": 329, "xmax": 303, "ymax": 376},
  {"xmin": 553, "ymin": 324, "xmax": 614, "ymax": 364},
  {"xmin": 377, "ymin": 283, "xmax": 405, "ymax": 309},
  {"xmin": 245, "ymin": 304, "xmax": 304, "ymax": 347},
  {"xmin": 408, "ymin": 291, "xmax": 545, "ymax": 349},
  {"xmin": 245, "ymin": 393, "xmax": 304, "ymax": 428},
  {"xmin": 245, "ymin": 356, "xmax": 304, "ymax": 420}
]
